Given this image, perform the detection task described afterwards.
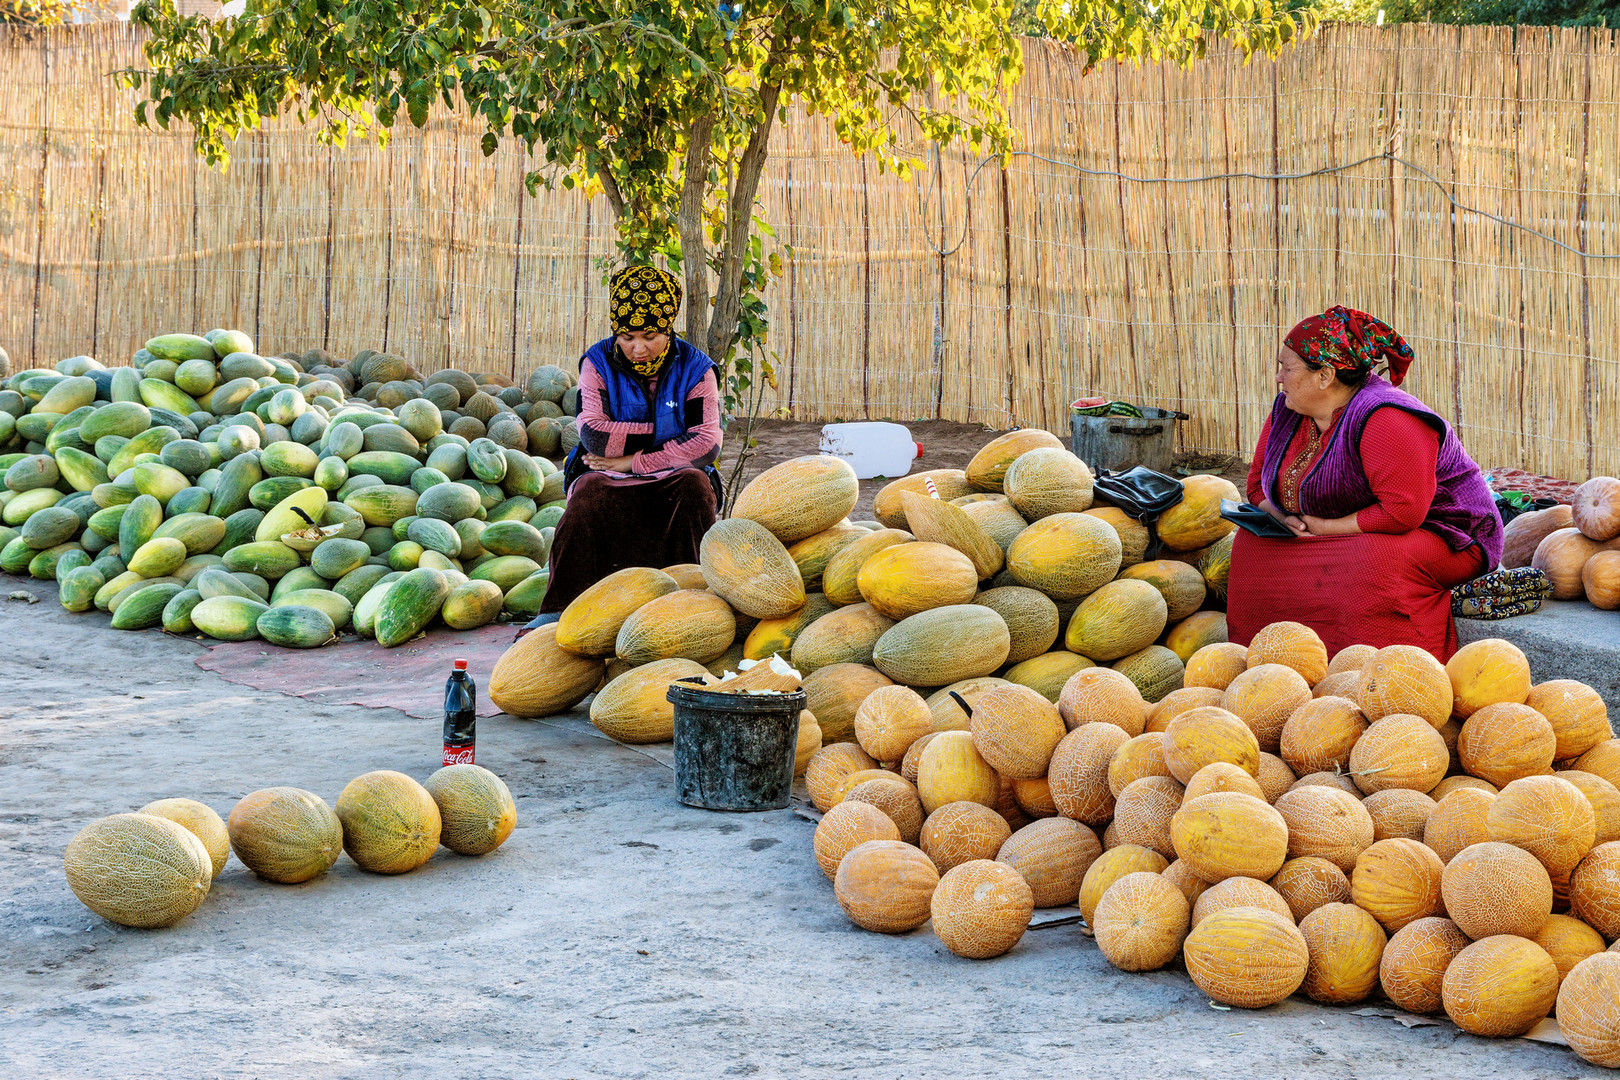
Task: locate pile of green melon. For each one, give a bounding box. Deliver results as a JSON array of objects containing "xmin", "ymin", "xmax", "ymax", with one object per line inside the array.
[{"xmin": 0, "ymin": 331, "xmax": 582, "ymax": 646}]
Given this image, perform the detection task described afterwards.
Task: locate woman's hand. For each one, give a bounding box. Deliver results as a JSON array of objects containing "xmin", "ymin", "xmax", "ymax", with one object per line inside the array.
[
  {"xmin": 1258, "ymin": 499, "xmax": 1310, "ymax": 537},
  {"xmin": 584, "ymin": 452, "xmax": 637, "ymax": 473},
  {"xmin": 1300, "ymin": 514, "xmax": 1362, "ymax": 537}
]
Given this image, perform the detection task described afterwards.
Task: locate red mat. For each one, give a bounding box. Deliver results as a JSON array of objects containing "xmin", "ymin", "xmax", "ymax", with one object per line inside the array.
[
  {"xmin": 194, "ymin": 625, "xmax": 519, "ymax": 720},
  {"xmin": 1485, "ymin": 468, "xmax": 1579, "ymax": 504}
]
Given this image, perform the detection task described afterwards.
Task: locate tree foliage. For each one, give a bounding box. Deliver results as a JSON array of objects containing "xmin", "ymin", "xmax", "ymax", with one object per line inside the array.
[
  {"xmin": 1319, "ymin": 0, "xmax": 1615, "ymax": 26},
  {"xmin": 2, "ymin": 0, "xmax": 92, "ymax": 25}
]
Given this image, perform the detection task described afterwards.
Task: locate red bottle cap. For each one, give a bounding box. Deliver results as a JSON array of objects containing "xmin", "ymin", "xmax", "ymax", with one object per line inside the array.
[
  {"xmin": 454, "ymin": 659, "xmax": 468, "ymax": 670},
  {"xmin": 915, "ymin": 442, "xmax": 924, "ymax": 456}
]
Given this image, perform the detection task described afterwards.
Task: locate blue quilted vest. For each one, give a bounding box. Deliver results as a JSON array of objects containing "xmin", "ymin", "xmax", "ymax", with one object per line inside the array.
[{"xmin": 563, "ymin": 337, "xmax": 719, "ymax": 491}]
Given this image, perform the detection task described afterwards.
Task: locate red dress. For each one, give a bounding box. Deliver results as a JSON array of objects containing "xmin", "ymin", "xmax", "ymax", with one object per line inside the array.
[{"xmin": 1226, "ymin": 408, "xmax": 1487, "ymax": 662}]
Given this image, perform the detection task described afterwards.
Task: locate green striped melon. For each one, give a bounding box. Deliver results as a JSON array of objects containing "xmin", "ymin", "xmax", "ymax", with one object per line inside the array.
[
  {"xmin": 257, "ymin": 605, "xmax": 336, "ymax": 648},
  {"xmin": 442, "ymin": 579, "xmax": 504, "ymax": 629},
  {"xmin": 375, "ymin": 567, "xmax": 451, "ymax": 647},
  {"xmin": 161, "ymin": 587, "xmax": 205, "ymax": 633},
  {"xmin": 110, "ymin": 582, "xmax": 184, "ymax": 630},
  {"xmin": 271, "ymin": 589, "xmax": 354, "ymax": 629},
  {"xmin": 191, "ymin": 595, "xmax": 270, "ymax": 640},
  {"xmin": 1113, "ymin": 645, "xmax": 1186, "ymax": 703}
]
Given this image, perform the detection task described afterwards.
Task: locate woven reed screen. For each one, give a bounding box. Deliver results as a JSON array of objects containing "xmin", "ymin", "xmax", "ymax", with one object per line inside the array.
[{"xmin": 1, "ymin": 23, "xmax": 1615, "ymax": 478}]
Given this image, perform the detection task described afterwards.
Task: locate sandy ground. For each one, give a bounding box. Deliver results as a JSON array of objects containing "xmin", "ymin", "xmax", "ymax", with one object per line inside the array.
[{"xmin": 0, "ymin": 422, "xmax": 1603, "ymax": 1079}]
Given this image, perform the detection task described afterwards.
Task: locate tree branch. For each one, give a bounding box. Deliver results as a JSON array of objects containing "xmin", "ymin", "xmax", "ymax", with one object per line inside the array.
[
  {"xmin": 707, "ymin": 80, "xmax": 780, "ymax": 359},
  {"xmin": 679, "ymin": 113, "xmax": 716, "ymax": 347}
]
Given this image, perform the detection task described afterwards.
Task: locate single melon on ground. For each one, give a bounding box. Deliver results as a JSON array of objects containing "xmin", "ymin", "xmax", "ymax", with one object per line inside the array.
[
  {"xmin": 64, "ymin": 813, "xmax": 213, "ymax": 929},
  {"xmin": 814, "ymin": 801, "xmax": 901, "ymax": 879},
  {"xmin": 227, "ymin": 787, "xmax": 344, "ymax": 884},
  {"xmin": 1379, "ymin": 916, "xmax": 1472, "ymax": 1015},
  {"xmin": 833, "ymin": 839, "xmax": 940, "ymax": 933},
  {"xmin": 424, "ymin": 764, "xmax": 517, "ymax": 856},
  {"xmin": 1093, "ymin": 871, "xmax": 1190, "ymax": 972},
  {"xmin": 139, "ymin": 798, "xmax": 230, "ymax": 879},
  {"xmin": 930, "ymin": 859, "xmax": 1035, "ymax": 959},
  {"xmin": 996, "ymin": 817, "xmax": 1102, "ymax": 908},
  {"xmin": 1443, "ymin": 934, "xmax": 1560, "ymax": 1037},
  {"xmin": 1182, "ymin": 906, "xmax": 1310, "ymax": 1008},
  {"xmin": 1558, "ymin": 953, "xmax": 1620, "ymax": 1069},
  {"xmin": 1298, "ymin": 902, "xmax": 1388, "ymax": 1004},
  {"xmin": 335, "ymin": 771, "xmax": 443, "ymax": 875}
]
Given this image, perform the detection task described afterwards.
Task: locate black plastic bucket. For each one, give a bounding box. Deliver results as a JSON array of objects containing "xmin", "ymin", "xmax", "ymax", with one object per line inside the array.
[{"xmin": 666, "ymin": 677, "xmax": 807, "ymax": 811}]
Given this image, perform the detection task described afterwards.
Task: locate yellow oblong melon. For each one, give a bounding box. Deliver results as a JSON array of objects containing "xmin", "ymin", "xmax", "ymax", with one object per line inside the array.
[
  {"xmin": 958, "ymin": 496, "xmax": 1029, "ymax": 553},
  {"xmin": 790, "ymin": 603, "xmax": 896, "ymax": 672},
  {"xmin": 1065, "ymin": 578, "xmax": 1168, "ymax": 662},
  {"xmin": 699, "ymin": 517, "xmax": 807, "ymax": 619},
  {"xmin": 1004, "ymin": 447, "xmax": 1095, "ymax": 520},
  {"xmin": 1166, "ymin": 611, "xmax": 1228, "ymax": 663},
  {"xmin": 615, "ymin": 590, "xmax": 737, "ymax": 665},
  {"xmin": 1083, "ymin": 506, "xmax": 1150, "ymax": 568},
  {"xmin": 899, "ymin": 491, "xmax": 1003, "ymax": 580},
  {"xmin": 971, "ymin": 586, "xmax": 1059, "ymax": 665},
  {"xmin": 1005, "ymin": 650, "xmax": 1096, "ymax": 703},
  {"xmin": 786, "ymin": 524, "xmax": 866, "ymax": 591},
  {"xmin": 856, "ymin": 541, "xmax": 977, "ymax": 619},
  {"xmin": 139, "ymin": 798, "xmax": 231, "ymax": 879},
  {"xmin": 590, "ymin": 658, "xmax": 710, "ymax": 743},
  {"xmin": 872, "ymin": 605, "xmax": 1011, "ymax": 687},
  {"xmin": 1112, "ymin": 645, "xmax": 1185, "ymax": 704},
  {"xmin": 822, "ymin": 528, "xmax": 913, "ymax": 606},
  {"xmin": 873, "ymin": 470, "xmax": 973, "ymax": 529},
  {"xmin": 490, "ymin": 623, "xmax": 607, "ymax": 718},
  {"xmin": 1005, "ymin": 512, "xmax": 1122, "ymax": 601},
  {"xmin": 335, "ymin": 770, "xmax": 442, "ymax": 875},
  {"xmin": 1158, "ymin": 475, "xmax": 1240, "ymax": 552},
  {"xmin": 966, "ymin": 429, "xmax": 1064, "ymax": 492},
  {"xmin": 730, "ymin": 455, "xmax": 859, "ymax": 544},
  {"xmin": 1119, "ymin": 559, "xmax": 1207, "ymax": 623},
  {"xmin": 424, "ymin": 764, "xmax": 517, "ymax": 856},
  {"xmin": 227, "ymin": 787, "xmax": 343, "ymax": 884},
  {"xmin": 64, "ymin": 813, "xmax": 213, "ymax": 928},
  {"xmin": 555, "ymin": 566, "xmax": 679, "ymax": 657}
]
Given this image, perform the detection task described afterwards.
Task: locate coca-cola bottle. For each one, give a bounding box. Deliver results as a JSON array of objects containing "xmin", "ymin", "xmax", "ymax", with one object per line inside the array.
[{"xmin": 443, "ymin": 659, "xmax": 476, "ymax": 766}]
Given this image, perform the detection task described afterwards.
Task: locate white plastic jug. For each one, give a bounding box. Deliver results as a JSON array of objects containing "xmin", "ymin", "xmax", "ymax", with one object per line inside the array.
[{"xmin": 819, "ymin": 422, "xmax": 923, "ymax": 480}]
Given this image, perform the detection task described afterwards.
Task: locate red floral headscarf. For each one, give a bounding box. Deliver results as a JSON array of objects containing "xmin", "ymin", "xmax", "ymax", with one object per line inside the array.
[{"xmin": 1283, "ymin": 306, "xmax": 1415, "ymax": 387}]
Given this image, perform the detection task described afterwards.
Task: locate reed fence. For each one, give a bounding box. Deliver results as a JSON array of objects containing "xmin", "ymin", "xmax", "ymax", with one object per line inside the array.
[{"xmin": 1, "ymin": 22, "xmax": 1616, "ymax": 478}]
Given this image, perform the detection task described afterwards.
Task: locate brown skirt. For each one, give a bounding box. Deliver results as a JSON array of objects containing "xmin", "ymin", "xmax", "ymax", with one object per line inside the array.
[{"xmin": 538, "ymin": 468, "xmax": 718, "ymax": 615}]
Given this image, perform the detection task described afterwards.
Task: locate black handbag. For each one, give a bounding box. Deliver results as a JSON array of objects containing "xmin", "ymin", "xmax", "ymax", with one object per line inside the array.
[
  {"xmin": 1219, "ymin": 499, "xmax": 1297, "ymax": 539},
  {"xmin": 1091, "ymin": 466, "xmax": 1185, "ymax": 523}
]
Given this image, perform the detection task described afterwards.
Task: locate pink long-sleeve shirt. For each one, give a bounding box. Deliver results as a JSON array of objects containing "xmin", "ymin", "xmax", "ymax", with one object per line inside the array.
[{"xmin": 576, "ymin": 358, "xmax": 722, "ymax": 476}]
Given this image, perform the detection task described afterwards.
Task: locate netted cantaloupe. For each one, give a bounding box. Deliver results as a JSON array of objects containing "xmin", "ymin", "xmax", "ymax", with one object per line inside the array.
[
  {"xmin": 660, "ymin": 563, "xmax": 708, "ymax": 590},
  {"xmin": 1325, "ymin": 643, "xmax": 1376, "ymax": 676},
  {"xmin": 1364, "ymin": 789, "xmax": 1437, "ymax": 842},
  {"xmin": 1570, "ymin": 841, "xmax": 1620, "ymax": 939},
  {"xmin": 1011, "ymin": 776, "xmax": 1058, "ymax": 819},
  {"xmin": 1278, "ymin": 695, "xmax": 1367, "ymax": 776},
  {"xmin": 1559, "ymin": 953, "xmax": 1620, "ymax": 1068},
  {"xmin": 786, "ymin": 524, "xmax": 867, "ymax": 592},
  {"xmin": 1056, "ymin": 667, "xmax": 1147, "ymax": 736},
  {"xmin": 926, "ymin": 677, "xmax": 1013, "ymax": 733},
  {"xmin": 589, "ymin": 658, "xmax": 708, "ymax": 744},
  {"xmin": 872, "ymin": 605, "xmax": 1010, "ymax": 687},
  {"xmin": 805, "ymin": 742, "xmax": 880, "ymax": 812},
  {"xmin": 1080, "ymin": 506, "xmax": 1149, "ymax": 568},
  {"xmin": 1164, "ymin": 611, "xmax": 1228, "ymax": 664},
  {"xmin": 795, "ymin": 711, "xmax": 823, "ymax": 776},
  {"xmin": 1002, "ymin": 447, "xmax": 1094, "ymax": 520},
  {"xmin": 853, "ymin": 684, "xmax": 933, "ymax": 763},
  {"xmin": 957, "ymin": 495, "xmax": 1030, "ymax": 555},
  {"xmin": 1245, "ymin": 621, "xmax": 1328, "ymax": 686},
  {"xmin": 1113, "ymin": 646, "xmax": 1185, "ymax": 707},
  {"xmin": 802, "ymin": 663, "xmax": 892, "ymax": 745},
  {"xmin": 335, "ymin": 770, "xmax": 442, "ymax": 875},
  {"xmin": 730, "ymin": 455, "xmax": 858, "ymax": 545},
  {"xmin": 1356, "ymin": 644, "xmax": 1453, "ymax": 728},
  {"xmin": 138, "ymin": 798, "xmax": 230, "ymax": 879},
  {"xmin": 1446, "ymin": 637, "xmax": 1533, "ymax": 718},
  {"xmin": 615, "ymin": 589, "xmax": 736, "ymax": 665},
  {"xmin": 1273, "ymin": 784, "xmax": 1374, "ymax": 870},
  {"xmin": 971, "ymin": 586, "xmax": 1059, "ymax": 665},
  {"xmin": 1527, "ymin": 680, "xmax": 1612, "ymax": 763},
  {"xmin": 423, "ymin": 764, "xmax": 517, "ymax": 856},
  {"xmin": 967, "ymin": 684, "xmax": 1065, "ymax": 780},
  {"xmin": 1171, "ymin": 791, "xmax": 1289, "ymax": 883},
  {"xmin": 1146, "ymin": 687, "xmax": 1226, "ymax": 734},
  {"xmin": 931, "ymin": 859, "xmax": 1035, "ymax": 959},
  {"xmin": 1162, "ymin": 858, "xmax": 1213, "ymax": 907},
  {"xmin": 1379, "ymin": 916, "xmax": 1472, "ymax": 1014},
  {"xmin": 1108, "ymin": 733, "xmax": 1170, "ymax": 796},
  {"xmin": 1005, "ymin": 650, "xmax": 1094, "ymax": 703},
  {"xmin": 844, "ymin": 776, "xmax": 926, "ymax": 845},
  {"xmin": 1423, "ymin": 786, "xmax": 1498, "ymax": 864},
  {"xmin": 227, "ymin": 787, "xmax": 343, "ymax": 884},
  {"xmin": 989, "ymin": 773, "xmax": 1032, "ymax": 832},
  {"xmin": 698, "ymin": 517, "xmax": 807, "ymax": 619},
  {"xmin": 966, "ymin": 428, "xmax": 1065, "ymax": 492},
  {"xmin": 1078, "ymin": 843, "xmax": 1170, "ymax": 925},
  {"xmin": 63, "ymin": 813, "xmax": 213, "ymax": 928},
  {"xmin": 814, "ymin": 800, "xmax": 902, "ymax": 879},
  {"xmin": 1313, "ymin": 672, "xmax": 1361, "ymax": 699},
  {"xmin": 822, "ymin": 528, "xmax": 913, "ymax": 606},
  {"xmin": 1431, "ymin": 774, "xmax": 1498, "ymax": 799},
  {"xmin": 1578, "ymin": 740, "xmax": 1620, "ymax": 790},
  {"xmin": 916, "ymin": 731, "xmax": 999, "ymax": 814},
  {"xmin": 1182, "ymin": 906, "xmax": 1310, "ymax": 1008},
  {"xmin": 1443, "ymin": 934, "xmax": 1561, "ymax": 1036},
  {"xmin": 789, "ymin": 603, "xmax": 895, "ymax": 673},
  {"xmin": 1004, "ymin": 512, "xmax": 1122, "ymax": 601},
  {"xmin": 1048, "ymin": 722, "xmax": 1131, "ymax": 825},
  {"xmin": 1534, "ymin": 527, "xmax": 1607, "ymax": 600},
  {"xmin": 1258, "ymin": 754, "xmax": 1298, "ymax": 803},
  {"xmin": 996, "ymin": 817, "xmax": 1101, "ymax": 907},
  {"xmin": 1271, "ymin": 856, "xmax": 1352, "ymax": 921},
  {"xmin": 1347, "ymin": 714, "xmax": 1448, "ymax": 795},
  {"xmin": 1094, "ymin": 871, "xmax": 1190, "ymax": 972},
  {"xmin": 1487, "ymin": 774, "xmax": 1597, "ymax": 875},
  {"xmin": 1157, "ymin": 474, "xmax": 1240, "ymax": 552},
  {"xmin": 899, "ymin": 491, "xmax": 1003, "ymax": 580},
  {"xmin": 554, "ymin": 566, "xmax": 679, "ymax": 656},
  {"xmin": 873, "ymin": 470, "xmax": 973, "ymax": 529},
  {"xmin": 1559, "ymin": 770, "xmax": 1620, "ymax": 848},
  {"xmin": 1533, "ymin": 912, "xmax": 1606, "ymax": 984},
  {"xmin": 1292, "ymin": 771, "xmax": 1363, "ymax": 797},
  {"xmin": 920, "ymin": 801, "xmax": 1013, "ymax": 873},
  {"xmin": 1063, "ymin": 579, "xmax": 1167, "ymax": 663},
  {"xmin": 1162, "ymin": 706, "xmax": 1260, "ymax": 785},
  {"xmin": 833, "ymin": 839, "xmax": 940, "ymax": 933},
  {"xmin": 1221, "ymin": 663, "xmax": 1311, "ymax": 755},
  {"xmin": 1351, "ymin": 837, "xmax": 1447, "ymax": 933},
  {"xmin": 1118, "ymin": 560, "xmax": 1206, "ymax": 624},
  {"xmin": 1191, "ymin": 874, "xmax": 1293, "ymax": 928},
  {"xmin": 1299, "ymin": 904, "xmax": 1391, "ymax": 1010},
  {"xmin": 856, "ymin": 541, "xmax": 978, "ymax": 620},
  {"xmin": 1185, "ymin": 641, "xmax": 1249, "ymax": 691},
  {"xmin": 1110, "ymin": 776, "xmax": 1184, "ymax": 859},
  {"xmin": 1458, "ymin": 701, "xmax": 1557, "ymax": 788},
  {"xmin": 1183, "ymin": 761, "xmax": 1266, "ymax": 803}
]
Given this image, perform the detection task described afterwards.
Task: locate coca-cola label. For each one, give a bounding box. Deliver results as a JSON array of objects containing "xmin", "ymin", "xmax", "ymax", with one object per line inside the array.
[{"xmin": 443, "ymin": 744, "xmax": 475, "ymax": 766}]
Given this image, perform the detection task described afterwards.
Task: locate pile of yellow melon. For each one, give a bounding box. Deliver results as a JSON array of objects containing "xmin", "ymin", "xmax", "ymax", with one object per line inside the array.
[
  {"xmin": 63, "ymin": 764, "xmax": 516, "ymax": 928},
  {"xmin": 1511, "ymin": 475, "xmax": 1620, "ymax": 609},
  {"xmin": 810, "ymin": 621, "xmax": 1620, "ymax": 1070}
]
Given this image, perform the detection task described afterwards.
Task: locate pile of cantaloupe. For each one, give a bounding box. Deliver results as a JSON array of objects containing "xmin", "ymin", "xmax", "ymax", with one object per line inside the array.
[
  {"xmin": 63, "ymin": 765, "xmax": 516, "ymax": 928},
  {"xmin": 1510, "ymin": 475, "xmax": 1620, "ymax": 609}
]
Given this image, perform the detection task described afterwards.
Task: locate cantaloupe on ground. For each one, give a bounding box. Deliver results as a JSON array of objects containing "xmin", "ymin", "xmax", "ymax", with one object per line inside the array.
[
  {"xmin": 590, "ymin": 658, "xmax": 709, "ymax": 743},
  {"xmin": 966, "ymin": 429, "xmax": 1064, "ymax": 492},
  {"xmin": 920, "ymin": 801, "xmax": 1013, "ymax": 873},
  {"xmin": 335, "ymin": 771, "xmax": 442, "ymax": 875},
  {"xmin": 972, "ymin": 586, "xmax": 1059, "ymax": 665},
  {"xmin": 1364, "ymin": 789, "xmax": 1437, "ymax": 842},
  {"xmin": 1535, "ymin": 527, "xmax": 1607, "ymax": 600},
  {"xmin": 1048, "ymin": 722, "xmax": 1131, "ymax": 825},
  {"xmin": 917, "ymin": 731, "xmax": 999, "ymax": 814},
  {"xmin": 730, "ymin": 455, "xmax": 859, "ymax": 545},
  {"xmin": 1078, "ymin": 844, "xmax": 1169, "ymax": 925},
  {"xmin": 227, "ymin": 787, "xmax": 344, "ymax": 884},
  {"xmin": 1457, "ymin": 702, "xmax": 1557, "ymax": 788},
  {"xmin": 968, "ymin": 684, "xmax": 1065, "ymax": 779},
  {"xmin": 814, "ymin": 801, "xmax": 901, "ymax": 879},
  {"xmin": 1064, "ymin": 579, "xmax": 1167, "ymax": 663},
  {"xmin": 804, "ymin": 743, "xmax": 880, "ymax": 813},
  {"xmin": 1424, "ymin": 787, "xmax": 1496, "ymax": 864},
  {"xmin": 63, "ymin": 813, "xmax": 213, "ymax": 928},
  {"xmin": 1357, "ymin": 644, "xmax": 1453, "ymax": 727},
  {"xmin": 1183, "ymin": 761, "xmax": 1265, "ymax": 804},
  {"xmin": 1004, "ymin": 512, "xmax": 1123, "ymax": 600},
  {"xmin": 1488, "ymin": 774, "xmax": 1597, "ymax": 874},
  {"xmin": 853, "ymin": 684, "xmax": 933, "ymax": 762},
  {"xmin": 1162, "ymin": 706, "xmax": 1260, "ymax": 784},
  {"xmin": 1184, "ymin": 642, "xmax": 1249, "ymax": 691},
  {"xmin": 1348, "ymin": 714, "xmax": 1448, "ymax": 795},
  {"xmin": 423, "ymin": 765, "xmax": 517, "ymax": 855},
  {"xmin": 844, "ymin": 777, "xmax": 926, "ymax": 845},
  {"xmin": 1533, "ymin": 913, "xmax": 1606, "ymax": 984},
  {"xmin": 833, "ymin": 839, "xmax": 940, "ymax": 933},
  {"xmin": 1446, "ymin": 637, "xmax": 1533, "ymax": 718},
  {"xmin": 554, "ymin": 566, "xmax": 679, "ymax": 656},
  {"xmin": 1171, "ymin": 791, "xmax": 1289, "ymax": 882},
  {"xmin": 490, "ymin": 624, "xmax": 607, "ymax": 719},
  {"xmin": 1110, "ymin": 776, "xmax": 1184, "ymax": 859},
  {"xmin": 1558, "ymin": 953, "xmax": 1620, "ymax": 1068},
  {"xmin": 857, "ymin": 542, "xmax": 978, "ymax": 619},
  {"xmin": 1298, "ymin": 902, "xmax": 1388, "ymax": 1004},
  {"xmin": 1570, "ymin": 841, "xmax": 1620, "ymax": 939},
  {"xmin": 931, "ymin": 859, "xmax": 1035, "ymax": 959},
  {"xmin": 790, "ymin": 603, "xmax": 895, "ymax": 672},
  {"xmin": 1157, "ymin": 475, "xmax": 1240, "ymax": 552},
  {"xmin": 1164, "ymin": 611, "xmax": 1228, "ymax": 664},
  {"xmin": 1221, "ymin": 663, "xmax": 1311, "ymax": 754},
  {"xmin": 1182, "ymin": 906, "xmax": 1310, "ymax": 1008},
  {"xmin": 1350, "ymin": 838, "xmax": 1446, "ymax": 933},
  {"xmin": 1271, "ymin": 856, "xmax": 1352, "ymax": 922},
  {"xmin": 1560, "ymin": 770, "xmax": 1620, "ymax": 847},
  {"xmin": 1527, "ymin": 680, "xmax": 1612, "ymax": 762},
  {"xmin": 1273, "ymin": 784, "xmax": 1374, "ymax": 871},
  {"xmin": 1279, "ymin": 696, "xmax": 1367, "ymax": 776},
  {"xmin": 802, "ymin": 663, "xmax": 893, "ymax": 745},
  {"xmin": 1255, "ymin": 752, "xmax": 1296, "ymax": 803},
  {"xmin": 822, "ymin": 528, "xmax": 914, "ymax": 605},
  {"xmin": 872, "ymin": 605, "xmax": 1010, "ymax": 687},
  {"xmin": 996, "ymin": 817, "xmax": 1101, "ymax": 907},
  {"xmin": 1246, "ymin": 621, "xmax": 1328, "ymax": 686},
  {"xmin": 1056, "ymin": 667, "xmax": 1147, "ymax": 735},
  {"xmin": 139, "ymin": 798, "xmax": 230, "ymax": 878},
  {"xmin": 1093, "ymin": 871, "xmax": 1190, "ymax": 972},
  {"xmin": 1443, "ymin": 935, "xmax": 1561, "ymax": 1036},
  {"xmin": 1380, "ymin": 916, "xmax": 1472, "ymax": 1015},
  {"xmin": 1440, "ymin": 841, "xmax": 1553, "ymax": 939},
  {"xmin": 1108, "ymin": 732, "xmax": 1169, "ymax": 796},
  {"xmin": 1191, "ymin": 875, "xmax": 1293, "ymax": 927}
]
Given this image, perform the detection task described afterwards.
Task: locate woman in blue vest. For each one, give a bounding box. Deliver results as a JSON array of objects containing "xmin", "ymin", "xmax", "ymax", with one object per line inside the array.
[{"xmin": 526, "ymin": 266, "xmax": 724, "ymax": 627}]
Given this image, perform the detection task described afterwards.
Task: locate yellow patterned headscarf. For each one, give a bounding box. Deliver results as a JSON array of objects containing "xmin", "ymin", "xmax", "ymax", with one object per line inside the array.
[{"xmin": 609, "ymin": 265, "xmax": 682, "ymax": 339}]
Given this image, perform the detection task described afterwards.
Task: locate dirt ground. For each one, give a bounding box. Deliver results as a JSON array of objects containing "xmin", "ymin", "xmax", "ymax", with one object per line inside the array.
[{"xmin": 0, "ymin": 422, "xmax": 1602, "ymax": 1079}]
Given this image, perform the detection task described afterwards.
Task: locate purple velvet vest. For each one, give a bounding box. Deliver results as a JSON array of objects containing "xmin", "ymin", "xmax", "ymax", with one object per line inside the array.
[{"xmin": 1260, "ymin": 376, "xmax": 1503, "ymax": 568}]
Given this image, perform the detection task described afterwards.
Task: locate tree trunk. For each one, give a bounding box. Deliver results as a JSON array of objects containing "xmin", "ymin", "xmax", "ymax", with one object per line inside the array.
[
  {"xmin": 679, "ymin": 114, "xmax": 715, "ymax": 348},
  {"xmin": 705, "ymin": 82, "xmax": 781, "ymax": 361}
]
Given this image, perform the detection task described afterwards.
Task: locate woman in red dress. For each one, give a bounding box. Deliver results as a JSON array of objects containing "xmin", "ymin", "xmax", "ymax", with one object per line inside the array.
[{"xmin": 1226, "ymin": 307, "xmax": 1504, "ymax": 661}]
